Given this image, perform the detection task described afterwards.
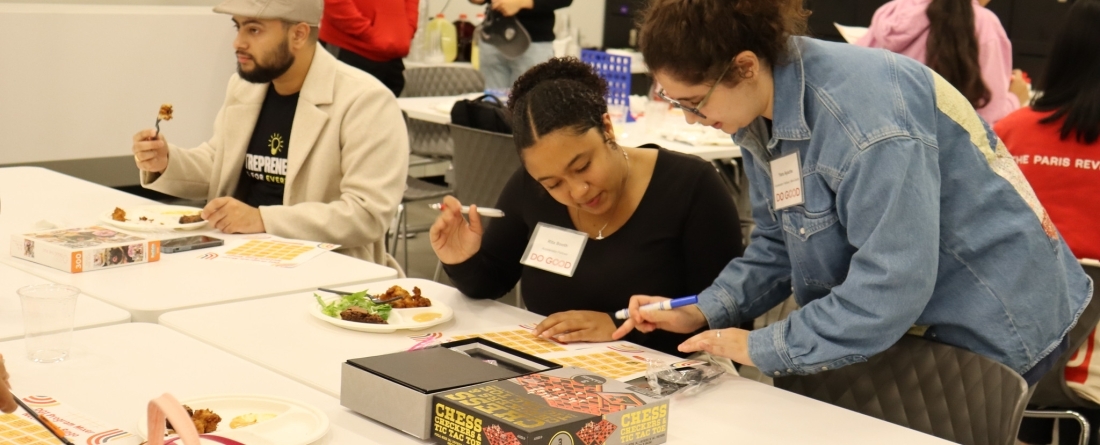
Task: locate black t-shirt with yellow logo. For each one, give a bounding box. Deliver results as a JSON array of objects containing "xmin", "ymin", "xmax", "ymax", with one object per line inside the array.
[{"xmin": 236, "ymin": 84, "xmax": 299, "ymax": 207}]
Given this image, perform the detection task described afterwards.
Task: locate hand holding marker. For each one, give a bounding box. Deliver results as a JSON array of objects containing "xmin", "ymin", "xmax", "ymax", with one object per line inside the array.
[{"xmin": 615, "ymin": 295, "xmax": 699, "ymax": 320}]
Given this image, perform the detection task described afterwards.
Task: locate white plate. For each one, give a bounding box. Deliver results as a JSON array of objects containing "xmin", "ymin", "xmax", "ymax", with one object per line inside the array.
[
  {"xmin": 309, "ymin": 294, "xmax": 454, "ymax": 333},
  {"xmin": 101, "ymin": 205, "xmax": 207, "ymax": 231},
  {"xmin": 136, "ymin": 394, "xmax": 329, "ymax": 445}
]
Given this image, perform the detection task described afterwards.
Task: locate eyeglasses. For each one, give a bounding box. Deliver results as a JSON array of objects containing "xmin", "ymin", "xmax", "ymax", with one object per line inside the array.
[{"xmin": 657, "ymin": 63, "xmax": 732, "ymax": 120}]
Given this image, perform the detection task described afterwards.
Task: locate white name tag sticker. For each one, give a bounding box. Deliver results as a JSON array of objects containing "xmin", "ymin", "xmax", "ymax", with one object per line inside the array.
[
  {"xmin": 771, "ymin": 152, "xmax": 804, "ymax": 210},
  {"xmin": 520, "ymin": 222, "xmax": 588, "ymax": 277}
]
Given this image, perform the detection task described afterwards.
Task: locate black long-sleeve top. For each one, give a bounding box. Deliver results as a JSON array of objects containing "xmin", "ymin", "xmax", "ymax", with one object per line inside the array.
[
  {"xmin": 444, "ymin": 147, "xmax": 743, "ymax": 356},
  {"xmin": 509, "ymin": 0, "xmax": 572, "ymax": 42}
]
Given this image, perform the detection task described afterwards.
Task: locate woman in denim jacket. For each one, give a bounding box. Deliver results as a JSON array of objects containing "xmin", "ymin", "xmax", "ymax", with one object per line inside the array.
[{"xmin": 614, "ymin": 0, "xmax": 1093, "ymax": 384}]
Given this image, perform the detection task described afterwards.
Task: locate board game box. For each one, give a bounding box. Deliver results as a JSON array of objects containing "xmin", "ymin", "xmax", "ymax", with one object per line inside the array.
[
  {"xmin": 432, "ymin": 367, "xmax": 669, "ymax": 445},
  {"xmin": 342, "ymin": 338, "xmax": 560, "ymax": 440},
  {"xmin": 9, "ymin": 226, "xmax": 161, "ymax": 273}
]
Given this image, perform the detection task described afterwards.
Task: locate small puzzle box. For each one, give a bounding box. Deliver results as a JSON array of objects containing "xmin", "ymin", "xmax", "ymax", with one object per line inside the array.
[
  {"xmin": 432, "ymin": 366, "xmax": 670, "ymax": 445},
  {"xmin": 10, "ymin": 226, "xmax": 161, "ymax": 273}
]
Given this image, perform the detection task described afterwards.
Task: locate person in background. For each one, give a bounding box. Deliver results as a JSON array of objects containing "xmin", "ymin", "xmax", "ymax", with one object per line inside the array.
[
  {"xmin": 996, "ymin": 2, "xmax": 1100, "ymax": 443},
  {"xmin": 995, "ymin": 0, "xmax": 1100, "ymax": 262},
  {"xmin": 430, "ymin": 58, "xmax": 742, "ymax": 356},
  {"xmin": 319, "ymin": 0, "xmax": 418, "ymax": 97},
  {"xmin": 614, "ymin": 0, "xmax": 1091, "ymax": 385},
  {"xmin": 0, "ymin": 353, "xmax": 14, "ymax": 413},
  {"xmin": 468, "ymin": 0, "xmax": 572, "ymax": 90},
  {"xmin": 856, "ymin": 0, "xmax": 1028, "ymax": 124},
  {"xmin": 130, "ymin": 0, "xmax": 408, "ymax": 267}
]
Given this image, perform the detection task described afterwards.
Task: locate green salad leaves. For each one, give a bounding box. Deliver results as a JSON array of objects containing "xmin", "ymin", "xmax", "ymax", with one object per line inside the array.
[{"xmin": 315, "ymin": 290, "xmax": 392, "ymax": 320}]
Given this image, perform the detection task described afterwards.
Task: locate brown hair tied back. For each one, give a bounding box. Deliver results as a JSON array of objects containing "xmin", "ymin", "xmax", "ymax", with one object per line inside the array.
[
  {"xmin": 638, "ymin": 0, "xmax": 809, "ymax": 87},
  {"xmin": 508, "ymin": 57, "xmax": 610, "ymax": 153}
]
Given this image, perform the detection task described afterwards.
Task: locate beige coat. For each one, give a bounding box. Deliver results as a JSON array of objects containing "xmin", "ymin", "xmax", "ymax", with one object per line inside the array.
[{"xmin": 142, "ymin": 45, "xmax": 408, "ymax": 269}]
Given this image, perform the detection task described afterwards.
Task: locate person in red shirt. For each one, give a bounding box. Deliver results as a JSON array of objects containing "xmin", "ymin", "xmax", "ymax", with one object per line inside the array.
[
  {"xmin": 997, "ymin": 1, "xmax": 1100, "ymax": 443},
  {"xmin": 319, "ymin": 0, "xmax": 419, "ymax": 96},
  {"xmin": 994, "ymin": 0, "xmax": 1100, "ymax": 263}
]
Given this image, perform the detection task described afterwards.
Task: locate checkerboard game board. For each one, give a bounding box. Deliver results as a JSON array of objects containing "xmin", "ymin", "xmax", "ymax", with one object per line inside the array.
[
  {"xmin": 224, "ymin": 239, "xmax": 315, "ymax": 262},
  {"xmin": 449, "ymin": 329, "xmax": 569, "ymax": 355},
  {"xmin": 201, "ymin": 238, "xmax": 338, "ymax": 267},
  {"xmin": 0, "ymin": 414, "xmax": 58, "ymax": 445},
  {"xmin": 0, "ymin": 396, "xmax": 140, "ymax": 445},
  {"xmin": 551, "ymin": 351, "xmax": 649, "ymax": 380}
]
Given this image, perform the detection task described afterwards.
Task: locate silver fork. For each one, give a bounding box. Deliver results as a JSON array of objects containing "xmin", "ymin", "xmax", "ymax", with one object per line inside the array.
[{"xmin": 317, "ymin": 288, "xmax": 402, "ymax": 304}]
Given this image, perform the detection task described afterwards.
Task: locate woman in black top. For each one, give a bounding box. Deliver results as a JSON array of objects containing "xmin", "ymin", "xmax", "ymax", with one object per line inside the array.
[{"xmin": 430, "ymin": 58, "xmax": 742, "ymax": 355}]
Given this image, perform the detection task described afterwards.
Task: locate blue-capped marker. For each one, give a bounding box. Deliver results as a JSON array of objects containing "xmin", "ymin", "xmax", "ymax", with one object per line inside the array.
[{"xmin": 614, "ymin": 295, "xmax": 699, "ymax": 320}]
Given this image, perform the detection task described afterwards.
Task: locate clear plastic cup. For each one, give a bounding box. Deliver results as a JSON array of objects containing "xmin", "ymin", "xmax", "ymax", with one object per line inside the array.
[
  {"xmin": 644, "ymin": 101, "xmax": 669, "ymax": 134},
  {"xmin": 19, "ymin": 284, "xmax": 79, "ymax": 363},
  {"xmin": 608, "ymin": 103, "xmax": 628, "ymax": 137}
]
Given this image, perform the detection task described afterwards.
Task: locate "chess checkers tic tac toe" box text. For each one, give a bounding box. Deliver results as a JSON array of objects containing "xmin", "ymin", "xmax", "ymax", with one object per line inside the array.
[{"xmin": 431, "ymin": 366, "xmax": 670, "ymax": 445}]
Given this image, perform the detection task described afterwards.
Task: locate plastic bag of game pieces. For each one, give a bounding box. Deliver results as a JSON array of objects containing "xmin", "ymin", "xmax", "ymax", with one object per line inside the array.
[{"xmin": 644, "ymin": 353, "xmax": 733, "ymax": 397}]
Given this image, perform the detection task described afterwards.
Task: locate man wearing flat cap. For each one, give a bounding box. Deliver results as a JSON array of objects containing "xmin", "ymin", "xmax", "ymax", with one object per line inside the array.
[{"xmin": 130, "ymin": 0, "xmax": 408, "ymax": 269}]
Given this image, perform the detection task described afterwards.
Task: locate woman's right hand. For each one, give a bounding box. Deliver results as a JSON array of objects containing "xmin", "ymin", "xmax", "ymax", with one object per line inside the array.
[
  {"xmin": 0, "ymin": 353, "xmax": 15, "ymax": 413},
  {"xmin": 611, "ymin": 295, "xmax": 709, "ymax": 341},
  {"xmin": 429, "ymin": 195, "xmax": 484, "ymax": 265}
]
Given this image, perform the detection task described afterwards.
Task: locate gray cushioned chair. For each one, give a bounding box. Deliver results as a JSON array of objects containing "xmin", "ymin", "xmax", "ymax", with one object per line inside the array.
[
  {"xmin": 400, "ymin": 66, "xmax": 485, "ymax": 160},
  {"xmin": 1023, "ymin": 260, "xmax": 1100, "ymax": 445},
  {"xmin": 775, "ymin": 335, "xmax": 1030, "ymax": 445},
  {"xmin": 448, "ymin": 124, "xmax": 521, "ymax": 211}
]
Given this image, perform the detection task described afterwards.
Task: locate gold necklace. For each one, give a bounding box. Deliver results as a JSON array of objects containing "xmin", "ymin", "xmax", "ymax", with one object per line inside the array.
[{"xmin": 586, "ymin": 148, "xmax": 630, "ymax": 240}]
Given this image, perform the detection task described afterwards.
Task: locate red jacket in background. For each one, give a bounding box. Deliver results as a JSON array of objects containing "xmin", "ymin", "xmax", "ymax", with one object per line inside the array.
[
  {"xmin": 320, "ymin": 0, "xmax": 419, "ymax": 62},
  {"xmin": 995, "ymin": 107, "xmax": 1100, "ymax": 260}
]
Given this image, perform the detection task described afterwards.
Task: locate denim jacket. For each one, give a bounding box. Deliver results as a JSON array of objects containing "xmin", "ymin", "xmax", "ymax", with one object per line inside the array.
[{"xmin": 698, "ymin": 37, "xmax": 1093, "ymax": 377}]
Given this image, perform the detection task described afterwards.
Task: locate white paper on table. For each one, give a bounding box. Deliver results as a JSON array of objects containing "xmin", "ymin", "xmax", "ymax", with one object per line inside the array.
[
  {"xmin": 661, "ymin": 126, "xmax": 736, "ymax": 146},
  {"xmin": 835, "ymin": 23, "xmax": 869, "ymax": 43},
  {"xmin": 2, "ymin": 395, "xmax": 142, "ymax": 444},
  {"xmin": 193, "ymin": 235, "xmax": 339, "ymax": 268}
]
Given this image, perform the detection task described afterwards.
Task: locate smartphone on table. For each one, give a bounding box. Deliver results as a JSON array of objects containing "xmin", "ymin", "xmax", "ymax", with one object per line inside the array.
[{"xmin": 160, "ymin": 235, "xmax": 224, "ymax": 253}]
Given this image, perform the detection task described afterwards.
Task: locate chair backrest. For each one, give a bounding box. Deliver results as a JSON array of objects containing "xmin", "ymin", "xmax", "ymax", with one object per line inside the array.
[
  {"xmin": 1029, "ymin": 259, "xmax": 1100, "ymax": 409},
  {"xmin": 401, "ymin": 66, "xmax": 485, "ymax": 98},
  {"xmin": 448, "ymin": 124, "xmax": 521, "ymax": 210},
  {"xmin": 774, "ymin": 335, "xmax": 1030, "ymax": 445},
  {"xmin": 401, "ymin": 67, "xmax": 485, "ymax": 159}
]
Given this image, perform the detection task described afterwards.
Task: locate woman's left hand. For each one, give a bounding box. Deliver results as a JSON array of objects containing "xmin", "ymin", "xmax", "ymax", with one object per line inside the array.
[
  {"xmin": 534, "ymin": 311, "xmax": 618, "ymax": 343},
  {"xmin": 678, "ymin": 328, "xmax": 755, "ymax": 367}
]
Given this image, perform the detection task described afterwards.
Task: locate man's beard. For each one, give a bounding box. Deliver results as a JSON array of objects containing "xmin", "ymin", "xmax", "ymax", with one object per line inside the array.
[{"xmin": 238, "ymin": 39, "xmax": 295, "ymax": 84}]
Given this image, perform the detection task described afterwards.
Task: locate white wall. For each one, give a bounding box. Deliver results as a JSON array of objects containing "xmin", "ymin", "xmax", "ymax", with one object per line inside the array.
[
  {"xmin": 0, "ymin": 0, "xmax": 607, "ymax": 165},
  {"xmin": 0, "ymin": 3, "xmax": 235, "ymax": 164},
  {"xmin": 0, "ymin": 0, "xmax": 608, "ymax": 47},
  {"xmin": 0, "ymin": 0, "xmax": 219, "ymax": 4}
]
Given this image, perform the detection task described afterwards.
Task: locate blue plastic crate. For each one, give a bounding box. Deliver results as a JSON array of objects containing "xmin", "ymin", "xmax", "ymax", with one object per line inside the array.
[{"xmin": 581, "ymin": 49, "xmax": 634, "ymax": 122}]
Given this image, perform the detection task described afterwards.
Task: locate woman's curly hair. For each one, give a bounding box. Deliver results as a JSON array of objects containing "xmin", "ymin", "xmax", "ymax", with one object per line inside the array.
[{"xmin": 508, "ymin": 57, "xmax": 609, "ymax": 152}]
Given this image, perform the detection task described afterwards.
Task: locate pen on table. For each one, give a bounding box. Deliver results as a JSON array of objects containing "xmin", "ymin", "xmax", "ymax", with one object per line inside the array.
[
  {"xmin": 13, "ymin": 395, "xmax": 75, "ymax": 445},
  {"xmin": 614, "ymin": 295, "xmax": 699, "ymax": 320},
  {"xmin": 428, "ymin": 203, "xmax": 505, "ymax": 218}
]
